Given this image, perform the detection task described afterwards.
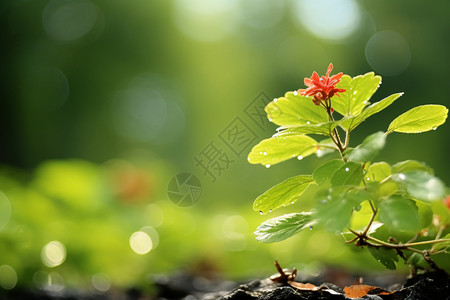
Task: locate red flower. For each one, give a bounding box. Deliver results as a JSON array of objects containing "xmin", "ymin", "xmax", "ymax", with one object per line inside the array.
[{"xmin": 298, "ymin": 63, "xmax": 346, "ymax": 105}]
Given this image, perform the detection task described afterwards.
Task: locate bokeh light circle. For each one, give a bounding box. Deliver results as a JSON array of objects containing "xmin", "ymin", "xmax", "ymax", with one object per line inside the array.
[
  {"xmin": 365, "ymin": 30, "xmax": 411, "ymax": 76},
  {"xmin": 0, "ymin": 265, "xmax": 17, "ymax": 290},
  {"xmin": 129, "ymin": 231, "xmax": 153, "ymax": 255},
  {"xmin": 91, "ymin": 273, "xmax": 111, "ymax": 292},
  {"xmin": 173, "ymin": 0, "xmax": 239, "ymax": 42},
  {"xmin": 41, "ymin": 241, "xmax": 66, "ymax": 267},
  {"xmin": 43, "ymin": 0, "xmax": 99, "ymax": 42},
  {"xmin": 292, "ymin": 0, "xmax": 361, "ymax": 41}
]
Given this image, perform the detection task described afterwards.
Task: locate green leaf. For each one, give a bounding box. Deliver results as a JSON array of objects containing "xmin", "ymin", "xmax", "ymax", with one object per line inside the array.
[
  {"xmin": 391, "ymin": 160, "xmax": 433, "ymax": 175},
  {"xmin": 431, "ymin": 233, "xmax": 450, "ymax": 252},
  {"xmin": 253, "ymin": 175, "xmax": 315, "ymax": 214},
  {"xmin": 366, "ymin": 162, "xmax": 391, "ymax": 182},
  {"xmin": 407, "ymin": 252, "xmax": 427, "ymax": 268},
  {"xmin": 378, "ymin": 196, "xmax": 420, "ymax": 232},
  {"xmin": 330, "ymin": 162, "xmax": 364, "ymax": 187},
  {"xmin": 313, "ymin": 160, "xmax": 345, "ymax": 185},
  {"xmin": 333, "ymin": 72, "xmax": 382, "ymax": 116},
  {"xmin": 368, "ymin": 247, "xmax": 398, "ymax": 270},
  {"xmin": 347, "ymin": 131, "xmax": 386, "ymax": 163},
  {"xmin": 254, "ymin": 212, "xmax": 316, "ymax": 243},
  {"xmin": 265, "ymin": 92, "xmax": 329, "ymax": 126},
  {"xmin": 387, "ymin": 104, "xmax": 449, "ymax": 134},
  {"xmin": 340, "ymin": 93, "xmax": 403, "ymax": 132},
  {"xmin": 316, "ymin": 138, "xmax": 337, "ymax": 157},
  {"xmin": 315, "ymin": 187, "xmax": 367, "ymax": 232},
  {"xmin": 391, "ymin": 171, "xmax": 445, "ymax": 202},
  {"xmin": 417, "ymin": 202, "xmax": 433, "ymax": 229},
  {"xmin": 274, "ymin": 120, "xmax": 341, "ymax": 137},
  {"xmin": 248, "ymin": 135, "xmax": 317, "ymax": 166}
]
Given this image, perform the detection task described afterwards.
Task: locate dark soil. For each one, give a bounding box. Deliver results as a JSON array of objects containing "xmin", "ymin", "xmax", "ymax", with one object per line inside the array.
[{"xmin": 1, "ymin": 271, "xmax": 449, "ymax": 300}]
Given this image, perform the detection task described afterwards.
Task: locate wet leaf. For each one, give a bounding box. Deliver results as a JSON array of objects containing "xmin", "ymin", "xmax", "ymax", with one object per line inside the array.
[
  {"xmin": 315, "ymin": 187, "xmax": 368, "ymax": 232},
  {"xmin": 339, "ymin": 93, "xmax": 403, "ymax": 132},
  {"xmin": 378, "ymin": 195, "xmax": 420, "ymax": 232},
  {"xmin": 274, "ymin": 120, "xmax": 341, "ymax": 137},
  {"xmin": 253, "ymin": 175, "xmax": 315, "ymax": 214},
  {"xmin": 366, "ymin": 161, "xmax": 391, "ymax": 182},
  {"xmin": 391, "ymin": 160, "xmax": 433, "ymax": 175},
  {"xmin": 333, "ymin": 72, "xmax": 381, "ymax": 117},
  {"xmin": 391, "ymin": 171, "xmax": 445, "ymax": 202},
  {"xmin": 248, "ymin": 135, "xmax": 317, "ymax": 166},
  {"xmin": 347, "ymin": 131, "xmax": 386, "ymax": 163},
  {"xmin": 265, "ymin": 92, "xmax": 329, "ymax": 126},
  {"xmin": 330, "ymin": 161, "xmax": 364, "ymax": 187},
  {"xmin": 254, "ymin": 212, "xmax": 316, "ymax": 243},
  {"xmin": 312, "ymin": 159, "xmax": 345, "ymax": 185},
  {"xmin": 368, "ymin": 247, "xmax": 398, "ymax": 270},
  {"xmin": 387, "ymin": 104, "xmax": 448, "ymax": 134}
]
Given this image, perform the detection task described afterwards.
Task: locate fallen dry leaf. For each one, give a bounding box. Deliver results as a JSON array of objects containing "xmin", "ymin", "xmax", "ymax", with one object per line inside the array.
[
  {"xmin": 344, "ymin": 284, "xmax": 393, "ymax": 298},
  {"xmin": 288, "ymin": 281, "xmax": 319, "ymax": 291}
]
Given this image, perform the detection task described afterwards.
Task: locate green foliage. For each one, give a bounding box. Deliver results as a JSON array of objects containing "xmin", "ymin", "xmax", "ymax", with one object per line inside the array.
[
  {"xmin": 391, "ymin": 171, "xmax": 446, "ymax": 202},
  {"xmin": 346, "ymin": 131, "xmax": 386, "ymax": 163},
  {"xmin": 387, "ymin": 105, "xmax": 449, "ymax": 134},
  {"xmin": 368, "ymin": 247, "xmax": 398, "ymax": 270},
  {"xmin": 378, "ymin": 196, "xmax": 420, "ymax": 232},
  {"xmin": 248, "ymin": 135, "xmax": 317, "ymax": 166},
  {"xmin": 333, "ymin": 72, "xmax": 381, "ymax": 117},
  {"xmin": 253, "ymin": 175, "xmax": 314, "ymax": 214},
  {"xmin": 254, "ymin": 212, "xmax": 315, "ymax": 243},
  {"xmin": 248, "ymin": 65, "xmax": 449, "ymax": 271}
]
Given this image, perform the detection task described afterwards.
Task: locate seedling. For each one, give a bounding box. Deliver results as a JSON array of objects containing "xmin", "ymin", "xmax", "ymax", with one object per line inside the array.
[{"xmin": 248, "ymin": 64, "xmax": 450, "ymax": 271}]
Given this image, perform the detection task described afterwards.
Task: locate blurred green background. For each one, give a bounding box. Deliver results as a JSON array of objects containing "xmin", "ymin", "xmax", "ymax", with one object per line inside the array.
[{"xmin": 0, "ymin": 0, "xmax": 449, "ymax": 293}]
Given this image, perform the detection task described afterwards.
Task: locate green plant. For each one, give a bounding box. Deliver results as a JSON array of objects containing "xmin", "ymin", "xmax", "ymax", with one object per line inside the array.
[{"xmin": 248, "ymin": 64, "xmax": 450, "ymax": 271}]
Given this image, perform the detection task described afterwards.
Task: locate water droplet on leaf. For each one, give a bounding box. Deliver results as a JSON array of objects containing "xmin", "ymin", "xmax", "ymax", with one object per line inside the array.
[
  {"xmin": 269, "ymin": 209, "xmax": 272, "ymax": 213},
  {"xmin": 297, "ymin": 155, "xmax": 303, "ymax": 160},
  {"xmin": 309, "ymin": 226, "xmax": 313, "ymax": 230},
  {"xmin": 293, "ymin": 91, "xmax": 298, "ymax": 96},
  {"xmin": 306, "ymin": 121, "xmax": 310, "ymax": 125},
  {"xmin": 433, "ymin": 127, "xmax": 437, "ymax": 130},
  {"xmin": 263, "ymin": 152, "xmax": 267, "ymax": 156},
  {"xmin": 265, "ymin": 164, "xmax": 271, "ymax": 168},
  {"xmin": 259, "ymin": 211, "xmax": 263, "ymax": 215},
  {"xmin": 345, "ymin": 167, "xmax": 350, "ymax": 172}
]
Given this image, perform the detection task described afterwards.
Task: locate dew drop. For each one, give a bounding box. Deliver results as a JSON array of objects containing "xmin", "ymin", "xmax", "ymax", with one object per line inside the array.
[
  {"xmin": 274, "ymin": 98, "xmax": 278, "ymax": 103},
  {"xmin": 247, "ymin": 157, "xmax": 250, "ymax": 161},
  {"xmin": 417, "ymin": 131, "xmax": 422, "ymax": 133},
  {"xmin": 398, "ymin": 173, "xmax": 406, "ymax": 180},
  {"xmin": 433, "ymin": 127, "xmax": 437, "ymax": 130},
  {"xmin": 292, "ymin": 154, "xmax": 296, "ymax": 157},
  {"xmin": 265, "ymin": 164, "xmax": 271, "ymax": 168},
  {"xmin": 345, "ymin": 167, "xmax": 350, "ymax": 172},
  {"xmin": 306, "ymin": 121, "xmax": 311, "ymax": 125},
  {"xmin": 269, "ymin": 209, "xmax": 272, "ymax": 213},
  {"xmin": 309, "ymin": 226, "xmax": 313, "ymax": 231},
  {"xmin": 366, "ymin": 177, "xmax": 371, "ymax": 181},
  {"xmin": 316, "ymin": 149, "xmax": 322, "ymax": 155},
  {"xmin": 259, "ymin": 211, "xmax": 263, "ymax": 215},
  {"xmin": 269, "ymin": 118, "xmax": 273, "ymax": 122},
  {"xmin": 297, "ymin": 155, "xmax": 303, "ymax": 160},
  {"xmin": 263, "ymin": 152, "xmax": 267, "ymax": 156},
  {"xmin": 293, "ymin": 91, "xmax": 298, "ymax": 96},
  {"xmin": 290, "ymin": 201, "xmax": 294, "ymax": 205}
]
